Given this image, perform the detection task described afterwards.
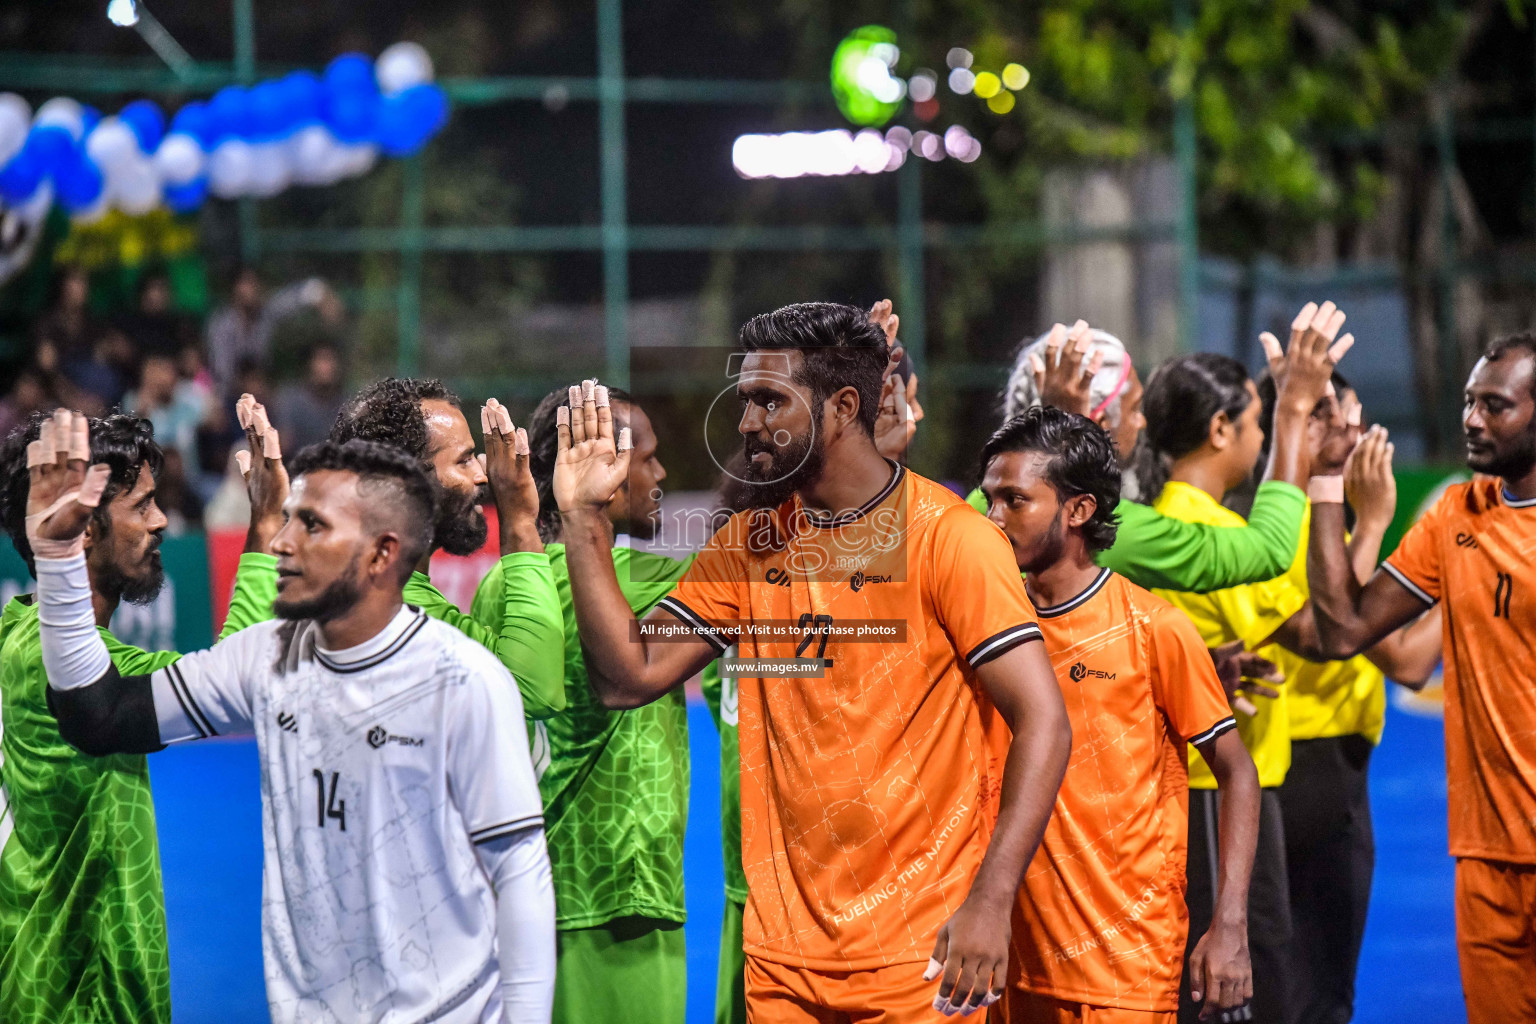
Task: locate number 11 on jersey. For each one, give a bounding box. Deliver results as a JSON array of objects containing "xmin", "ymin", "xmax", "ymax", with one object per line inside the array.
[{"xmin": 311, "ymin": 769, "xmax": 347, "ymax": 831}]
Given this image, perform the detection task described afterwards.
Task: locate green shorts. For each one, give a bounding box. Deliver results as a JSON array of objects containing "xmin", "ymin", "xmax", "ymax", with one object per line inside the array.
[
  {"xmin": 716, "ymin": 898, "xmax": 747, "ymax": 1024},
  {"xmin": 553, "ymin": 916, "xmax": 686, "ymax": 1024}
]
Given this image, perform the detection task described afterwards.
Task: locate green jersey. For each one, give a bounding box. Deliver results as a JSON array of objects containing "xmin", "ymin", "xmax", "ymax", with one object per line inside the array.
[
  {"xmin": 405, "ymin": 551, "xmax": 567, "ymax": 719},
  {"xmin": 965, "ymin": 480, "xmax": 1306, "ymax": 593},
  {"xmin": 0, "ymin": 552, "xmax": 277, "ymax": 1024},
  {"xmin": 699, "ymin": 655, "xmax": 747, "ymax": 905},
  {"xmin": 473, "ymin": 544, "xmax": 692, "ymax": 929}
]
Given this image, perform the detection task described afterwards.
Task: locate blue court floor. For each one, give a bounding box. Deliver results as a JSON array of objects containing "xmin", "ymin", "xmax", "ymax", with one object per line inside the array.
[{"xmin": 152, "ymin": 697, "xmax": 1463, "ymax": 1023}]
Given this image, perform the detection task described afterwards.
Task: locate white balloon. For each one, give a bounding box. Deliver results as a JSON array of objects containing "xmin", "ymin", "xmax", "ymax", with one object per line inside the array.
[
  {"xmin": 112, "ymin": 156, "xmax": 161, "ymax": 215},
  {"xmin": 286, "ymin": 124, "xmax": 339, "ymax": 185},
  {"xmin": 334, "ymin": 142, "xmax": 378, "ymax": 179},
  {"xmin": 15, "ymin": 180, "xmax": 53, "ymax": 226},
  {"xmin": 33, "ymin": 97, "xmax": 85, "ymax": 141},
  {"xmin": 208, "ymin": 139, "xmax": 254, "ymax": 198},
  {"xmin": 375, "ymin": 42, "xmax": 434, "ymax": 95},
  {"xmin": 72, "ymin": 192, "xmax": 110, "ymax": 225},
  {"xmin": 153, "ymin": 132, "xmax": 204, "ymax": 186},
  {"xmin": 0, "ymin": 93, "xmax": 31, "ymax": 165},
  {"xmin": 86, "ymin": 118, "xmax": 141, "ymax": 169},
  {"xmin": 246, "ymin": 141, "xmax": 290, "ymax": 197}
]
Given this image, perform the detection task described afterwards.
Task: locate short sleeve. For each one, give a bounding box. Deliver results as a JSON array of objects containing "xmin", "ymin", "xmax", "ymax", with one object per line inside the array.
[
  {"xmin": 149, "ymin": 624, "xmax": 266, "ymax": 741},
  {"xmin": 1147, "ymin": 604, "xmax": 1237, "ymax": 747},
  {"xmin": 654, "ymin": 522, "xmax": 748, "ymax": 654},
  {"xmin": 1382, "ymin": 494, "xmax": 1448, "ymax": 606},
  {"xmin": 448, "ymin": 643, "xmax": 545, "ymax": 845},
  {"xmin": 926, "ymin": 504, "xmax": 1043, "ymax": 668}
]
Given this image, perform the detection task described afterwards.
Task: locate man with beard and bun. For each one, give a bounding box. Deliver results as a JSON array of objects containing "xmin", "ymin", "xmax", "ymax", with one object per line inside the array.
[
  {"xmin": 1290, "ymin": 333, "xmax": 1536, "ymax": 1023},
  {"xmin": 31, "ymin": 428, "xmax": 557, "ymax": 1023},
  {"xmin": 470, "ymin": 384, "xmax": 688, "ymax": 1023},
  {"xmin": 330, "ymin": 377, "xmax": 566, "ymax": 718},
  {"xmin": 0, "ymin": 407, "xmax": 286, "ymax": 1023},
  {"xmin": 552, "ymin": 302, "xmax": 1073, "ymax": 1021},
  {"xmin": 977, "ymin": 406, "xmax": 1260, "ymax": 1024}
]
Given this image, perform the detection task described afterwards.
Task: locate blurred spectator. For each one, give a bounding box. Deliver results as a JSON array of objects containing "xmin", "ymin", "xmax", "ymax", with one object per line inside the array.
[
  {"xmin": 33, "ymin": 266, "xmax": 99, "ymax": 364},
  {"xmin": 202, "ymin": 446, "xmax": 254, "ymax": 532},
  {"xmin": 124, "ymin": 354, "xmax": 205, "ymax": 486},
  {"xmin": 204, "ymin": 267, "xmax": 342, "ymax": 391},
  {"xmin": 153, "ymin": 448, "xmax": 196, "ymax": 534},
  {"xmin": 198, "ymin": 356, "xmax": 269, "ymax": 483},
  {"xmin": 275, "ymin": 342, "xmax": 345, "ymax": 454},
  {"xmin": 115, "ymin": 268, "xmax": 195, "ymax": 366},
  {"xmin": 0, "ymin": 368, "xmax": 54, "ymax": 439}
]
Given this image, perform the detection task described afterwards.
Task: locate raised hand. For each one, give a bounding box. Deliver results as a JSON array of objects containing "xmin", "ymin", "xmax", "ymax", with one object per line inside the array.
[
  {"xmin": 869, "ymin": 297, "xmax": 900, "ymax": 348},
  {"xmin": 1258, "ymin": 301, "xmax": 1354, "ymax": 410},
  {"xmin": 874, "ymin": 342, "xmax": 924, "ymax": 462},
  {"xmin": 1029, "ymin": 320, "xmax": 1101, "ymax": 418},
  {"xmin": 552, "ymin": 379, "xmax": 632, "ymax": 516},
  {"xmin": 1345, "ymin": 424, "xmax": 1396, "ymax": 535},
  {"xmin": 479, "ymin": 397, "xmax": 542, "ymax": 553},
  {"xmin": 25, "ymin": 408, "xmax": 110, "ymax": 560},
  {"xmin": 1210, "ymin": 640, "xmax": 1284, "ymax": 717},
  {"xmin": 235, "ymin": 393, "xmax": 288, "ymax": 554}
]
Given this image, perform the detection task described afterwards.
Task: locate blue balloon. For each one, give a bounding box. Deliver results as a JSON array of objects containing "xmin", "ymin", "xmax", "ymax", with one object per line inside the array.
[
  {"xmin": 170, "ymin": 101, "xmax": 211, "ymax": 147},
  {"xmin": 323, "ymin": 86, "xmax": 378, "ymax": 145},
  {"xmin": 119, "ymin": 99, "xmax": 166, "ymax": 152},
  {"xmin": 54, "ymin": 149, "xmax": 104, "ymax": 212},
  {"xmin": 248, "ymin": 80, "xmax": 288, "ymax": 140},
  {"xmin": 80, "ymin": 105, "xmax": 103, "ymax": 138},
  {"xmin": 324, "ymin": 53, "xmax": 377, "ymax": 95},
  {"xmin": 30, "ymin": 126, "xmax": 77, "ymax": 177},
  {"xmin": 376, "ymin": 84, "xmax": 449, "ymax": 156},
  {"xmin": 282, "ymin": 71, "xmax": 324, "ymax": 127},
  {"xmin": 206, "ymin": 86, "xmax": 250, "ymax": 145},
  {"xmin": 0, "ymin": 138, "xmax": 45, "ymax": 205},
  {"xmin": 164, "ymin": 177, "xmax": 207, "ymax": 213}
]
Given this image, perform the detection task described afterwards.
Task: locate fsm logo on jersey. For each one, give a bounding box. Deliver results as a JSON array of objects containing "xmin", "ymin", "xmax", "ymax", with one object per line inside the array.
[
  {"xmin": 367, "ymin": 725, "xmax": 425, "ymax": 749},
  {"xmin": 1069, "ymin": 662, "xmax": 1116, "ymax": 682}
]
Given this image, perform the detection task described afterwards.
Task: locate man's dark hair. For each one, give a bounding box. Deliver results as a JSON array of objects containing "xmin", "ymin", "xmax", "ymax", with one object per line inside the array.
[
  {"xmin": 980, "ymin": 406, "xmax": 1122, "ymax": 552},
  {"xmin": 330, "ymin": 378, "xmax": 458, "ymax": 464},
  {"xmin": 1484, "ymin": 333, "xmax": 1536, "ymax": 394},
  {"xmin": 738, "ymin": 302, "xmax": 888, "ymax": 437},
  {"xmin": 0, "ymin": 412, "xmax": 164, "ymax": 578},
  {"xmin": 526, "ymin": 384, "xmax": 633, "ymax": 542},
  {"xmin": 288, "ymin": 439, "xmax": 438, "ymax": 583}
]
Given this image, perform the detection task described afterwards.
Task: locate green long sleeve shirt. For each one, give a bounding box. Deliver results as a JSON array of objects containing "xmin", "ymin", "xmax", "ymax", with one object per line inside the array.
[
  {"xmin": 403, "ymin": 551, "xmax": 568, "ymax": 719},
  {"xmin": 965, "ymin": 479, "xmax": 1307, "ymax": 593}
]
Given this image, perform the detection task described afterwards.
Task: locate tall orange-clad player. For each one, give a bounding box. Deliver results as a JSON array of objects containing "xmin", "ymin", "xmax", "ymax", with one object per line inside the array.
[
  {"xmin": 978, "ymin": 406, "xmax": 1261, "ymax": 1024},
  {"xmin": 552, "ymin": 303, "xmax": 1073, "ymax": 1021},
  {"xmin": 1295, "ymin": 333, "xmax": 1536, "ymax": 1024}
]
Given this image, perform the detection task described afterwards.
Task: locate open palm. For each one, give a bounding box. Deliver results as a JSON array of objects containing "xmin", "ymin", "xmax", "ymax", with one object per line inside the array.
[{"xmin": 552, "ymin": 379, "xmax": 633, "ymax": 514}]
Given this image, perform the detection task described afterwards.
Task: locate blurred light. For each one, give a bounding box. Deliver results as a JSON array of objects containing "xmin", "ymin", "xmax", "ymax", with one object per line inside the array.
[
  {"xmin": 946, "ymin": 47, "xmax": 973, "ymax": 70},
  {"xmin": 986, "ymin": 91, "xmax": 1016, "ymax": 114},
  {"xmin": 973, "ymin": 72, "xmax": 1001, "ymax": 99},
  {"xmin": 948, "ymin": 68, "xmax": 975, "ymax": 95},
  {"xmin": 733, "ymin": 129, "xmax": 907, "ymax": 179},
  {"xmin": 885, "ymin": 126, "xmax": 912, "ymax": 151},
  {"xmin": 1002, "ymin": 63, "xmax": 1031, "ymax": 90},
  {"xmin": 831, "ymin": 26, "xmax": 905, "ymax": 127},
  {"xmin": 943, "ymin": 125, "xmax": 974, "ymax": 159},
  {"xmin": 912, "ymin": 130, "xmax": 943, "ymax": 161},
  {"xmin": 908, "ymin": 70, "xmax": 938, "ymax": 104},
  {"xmin": 107, "ymin": 0, "xmax": 139, "ymax": 26},
  {"xmin": 957, "ymin": 137, "xmax": 982, "ymax": 162},
  {"xmin": 543, "ymin": 84, "xmax": 570, "ymax": 112},
  {"xmin": 914, "ymin": 99, "xmax": 939, "ymax": 122}
]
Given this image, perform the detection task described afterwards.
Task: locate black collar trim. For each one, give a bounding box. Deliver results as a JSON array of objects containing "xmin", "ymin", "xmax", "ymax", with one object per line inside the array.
[
  {"xmin": 1034, "ymin": 568, "xmax": 1113, "ymax": 619},
  {"xmin": 802, "ymin": 459, "xmax": 905, "ymax": 529}
]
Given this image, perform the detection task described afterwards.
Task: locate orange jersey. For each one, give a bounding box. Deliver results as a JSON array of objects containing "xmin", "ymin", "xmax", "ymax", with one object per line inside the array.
[
  {"xmin": 1013, "ymin": 570, "xmax": 1235, "ymax": 1012},
  {"xmin": 658, "ymin": 463, "xmax": 1043, "ymax": 971},
  {"xmin": 1383, "ymin": 479, "xmax": 1536, "ymax": 863}
]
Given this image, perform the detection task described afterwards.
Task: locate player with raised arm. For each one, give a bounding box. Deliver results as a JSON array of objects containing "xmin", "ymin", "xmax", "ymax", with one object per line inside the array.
[
  {"xmin": 978, "ymin": 307, "xmax": 1349, "ymax": 593},
  {"xmin": 28, "ymin": 424, "xmax": 556, "ymax": 1024},
  {"xmin": 978, "ymin": 406, "xmax": 1260, "ymax": 1024},
  {"xmin": 470, "ymin": 385, "xmax": 692, "ymax": 1023},
  {"xmin": 554, "ymin": 302, "xmax": 1072, "ymax": 1020},
  {"xmin": 330, "ymin": 378, "xmax": 567, "ymax": 718},
  {"xmin": 0, "ymin": 405, "xmax": 285, "ymax": 1024},
  {"xmin": 1292, "ymin": 333, "xmax": 1536, "ymax": 1024}
]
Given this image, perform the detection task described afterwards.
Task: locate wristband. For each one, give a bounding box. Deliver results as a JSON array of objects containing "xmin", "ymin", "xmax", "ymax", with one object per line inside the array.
[{"xmin": 1307, "ymin": 476, "xmax": 1344, "ymax": 504}]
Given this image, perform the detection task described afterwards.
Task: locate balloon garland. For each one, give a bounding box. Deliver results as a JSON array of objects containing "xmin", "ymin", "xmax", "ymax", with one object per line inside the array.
[{"xmin": 0, "ymin": 42, "xmax": 448, "ymax": 230}]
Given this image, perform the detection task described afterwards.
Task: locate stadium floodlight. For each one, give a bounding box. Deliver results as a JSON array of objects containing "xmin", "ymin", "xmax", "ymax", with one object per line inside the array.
[
  {"xmin": 107, "ymin": 0, "xmax": 194, "ymax": 78},
  {"xmin": 106, "ymin": 0, "xmax": 138, "ymax": 26}
]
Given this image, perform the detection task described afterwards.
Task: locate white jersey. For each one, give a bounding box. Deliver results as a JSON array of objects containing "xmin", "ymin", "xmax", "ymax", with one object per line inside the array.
[{"xmin": 149, "ymin": 605, "xmax": 544, "ymax": 1024}]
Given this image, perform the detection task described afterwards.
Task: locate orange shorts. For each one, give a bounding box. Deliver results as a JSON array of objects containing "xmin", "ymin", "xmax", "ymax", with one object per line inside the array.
[
  {"xmin": 745, "ymin": 955, "xmax": 960, "ymax": 1024},
  {"xmin": 991, "ymin": 990, "xmax": 1173, "ymax": 1024},
  {"xmin": 1454, "ymin": 857, "xmax": 1536, "ymax": 1024}
]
